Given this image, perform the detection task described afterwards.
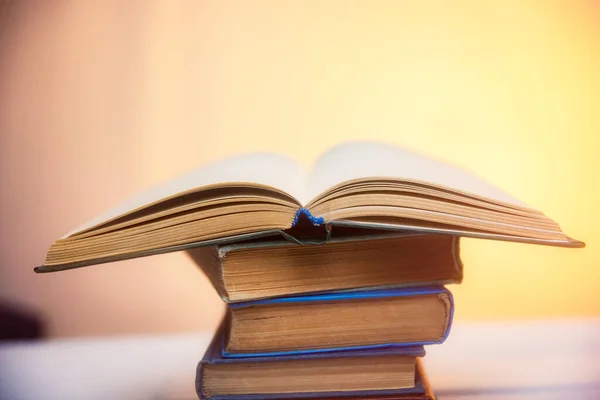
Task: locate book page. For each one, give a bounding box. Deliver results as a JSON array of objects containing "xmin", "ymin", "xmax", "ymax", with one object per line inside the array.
[
  {"xmin": 65, "ymin": 153, "xmax": 306, "ymax": 237},
  {"xmin": 306, "ymin": 141, "xmax": 525, "ymax": 207}
]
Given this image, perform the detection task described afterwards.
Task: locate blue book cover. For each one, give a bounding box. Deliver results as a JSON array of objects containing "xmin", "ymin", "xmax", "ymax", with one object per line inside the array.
[
  {"xmin": 197, "ymin": 322, "xmax": 429, "ymax": 400},
  {"xmin": 223, "ymin": 286, "xmax": 453, "ymax": 358}
]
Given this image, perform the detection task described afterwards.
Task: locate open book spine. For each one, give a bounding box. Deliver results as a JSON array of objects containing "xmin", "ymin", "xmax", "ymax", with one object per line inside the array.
[
  {"xmin": 292, "ymin": 207, "xmax": 325, "ymax": 226},
  {"xmin": 222, "ymin": 286, "xmax": 454, "ymax": 358}
]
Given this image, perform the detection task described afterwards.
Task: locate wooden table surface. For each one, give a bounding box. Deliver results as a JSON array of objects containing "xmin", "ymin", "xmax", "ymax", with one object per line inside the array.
[{"xmin": 1, "ymin": 319, "xmax": 599, "ymax": 400}]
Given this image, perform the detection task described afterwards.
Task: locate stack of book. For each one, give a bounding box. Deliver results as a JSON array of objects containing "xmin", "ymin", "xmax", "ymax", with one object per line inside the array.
[
  {"xmin": 36, "ymin": 143, "xmax": 583, "ymax": 399},
  {"xmin": 190, "ymin": 233, "xmax": 459, "ymax": 399}
]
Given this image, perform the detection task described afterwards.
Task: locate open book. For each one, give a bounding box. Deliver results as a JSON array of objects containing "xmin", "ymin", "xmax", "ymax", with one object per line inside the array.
[{"xmin": 36, "ymin": 142, "xmax": 583, "ymax": 272}]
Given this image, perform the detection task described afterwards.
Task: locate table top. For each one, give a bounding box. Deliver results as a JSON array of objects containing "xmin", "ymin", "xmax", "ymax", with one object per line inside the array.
[{"xmin": 1, "ymin": 318, "xmax": 599, "ymax": 400}]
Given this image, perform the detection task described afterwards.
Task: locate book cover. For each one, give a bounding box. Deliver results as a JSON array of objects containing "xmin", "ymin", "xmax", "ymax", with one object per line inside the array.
[
  {"xmin": 188, "ymin": 234, "xmax": 463, "ymax": 303},
  {"xmin": 224, "ymin": 286, "xmax": 453, "ymax": 358},
  {"xmin": 197, "ymin": 323, "xmax": 428, "ymax": 400}
]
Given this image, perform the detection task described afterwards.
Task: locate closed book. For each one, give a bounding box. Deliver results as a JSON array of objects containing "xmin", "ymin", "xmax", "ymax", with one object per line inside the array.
[
  {"xmin": 223, "ymin": 286, "xmax": 453, "ymax": 357},
  {"xmin": 189, "ymin": 234, "xmax": 462, "ymax": 303},
  {"xmin": 197, "ymin": 323, "xmax": 428, "ymax": 400}
]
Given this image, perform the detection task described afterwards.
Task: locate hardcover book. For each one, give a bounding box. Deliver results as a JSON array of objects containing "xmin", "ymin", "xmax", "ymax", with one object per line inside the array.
[
  {"xmin": 197, "ymin": 323, "xmax": 430, "ymax": 400},
  {"xmin": 189, "ymin": 234, "xmax": 462, "ymax": 302},
  {"xmin": 223, "ymin": 286, "xmax": 453, "ymax": 357},
  {"xmin": 36, "ymin": 142, "xmax": 582, "ymax": 273}
]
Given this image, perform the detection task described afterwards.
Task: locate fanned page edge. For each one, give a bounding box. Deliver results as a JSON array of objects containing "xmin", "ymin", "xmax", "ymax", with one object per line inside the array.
[
  {"xmin": 40, "ymin": 142, "xmax": 583, "ymax": 273},
  {"xmin": 35, "ymin": 229, "xmax": 285, "ymax": 273},
  {"xmin": 305, "ymin": 141, "xmax": 529, "ymax": 209},
  {"xmin": 326, "ymin": 220, "xmax": 584, "ymax": 248},
  {"xmin": 61, "ymin": 152, "xmax": 307, "ymax": 238},
  {"xmin": 61, "ymin": 142, "xmax": 560, "ymax": 238},
  {"xmin": 301, "ymin": 141, "xmax": 582, "ymax": 245}
]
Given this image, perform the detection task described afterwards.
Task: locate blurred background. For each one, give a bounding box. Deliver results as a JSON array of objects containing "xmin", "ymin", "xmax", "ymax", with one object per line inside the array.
[{"xmin": 0, "ymin": 0, "xmax": 597, "ymax": 338}]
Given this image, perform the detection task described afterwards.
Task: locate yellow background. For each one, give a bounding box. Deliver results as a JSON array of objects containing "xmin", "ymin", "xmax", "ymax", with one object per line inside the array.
[{"xmin": 0, "ymin": 1, "xmax": 598, "ymax": 337}]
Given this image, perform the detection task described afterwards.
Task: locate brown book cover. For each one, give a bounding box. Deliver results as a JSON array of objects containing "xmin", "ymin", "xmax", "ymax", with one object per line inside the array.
[
  {"xmin": 188, "ymin": 234, "xmax": 462, "ymax": 302},
  {"xmin": 197, "ymin": 322, "xmax": 430, "ymax": 400}
]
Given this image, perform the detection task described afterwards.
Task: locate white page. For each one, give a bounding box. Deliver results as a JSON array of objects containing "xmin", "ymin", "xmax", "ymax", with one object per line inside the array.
[
  {"xmin": 66, "ymin": 153, "xmax": 306, "ymax": 237},
  {"xmin": 306, "ymin": 141, "xmax": 525, "ymax": 207}
]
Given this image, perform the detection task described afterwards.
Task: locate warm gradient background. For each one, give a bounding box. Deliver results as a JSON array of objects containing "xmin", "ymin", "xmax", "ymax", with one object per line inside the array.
[{"xmin": 0, "ymin": 1, "xmax": 598, "ymax": 337}]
